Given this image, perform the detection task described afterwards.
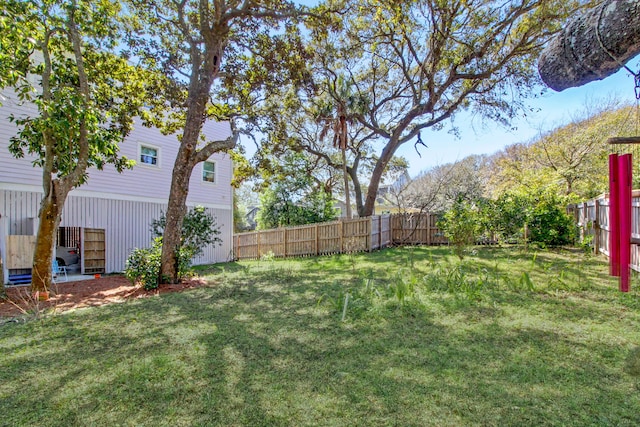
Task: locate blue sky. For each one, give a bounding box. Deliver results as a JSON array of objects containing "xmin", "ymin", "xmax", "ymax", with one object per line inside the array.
[{"xmin": 398, "ymin": 67, "xmax": 640, "ymax": 176}]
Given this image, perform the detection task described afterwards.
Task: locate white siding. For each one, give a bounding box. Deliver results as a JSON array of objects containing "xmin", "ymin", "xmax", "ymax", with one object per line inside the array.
[
  {"xmin": 0, "ymin": 88, "xmax": 234, "ymax": 208},
  {"xmin": 79, "ymin": 119, "xmax": 233, "ymax": 206},
  {"xmin": 0, "ymin": 189, "xmax": 233, "ymax": 273},
  {"xmin": 0, "ymin": 90, "xmax": 43, "ymax": 187},
  {"xmin": 0, "ymin": 87, "xmax": 235, "ymax": 274},
  {"xmin": 0, "ymin": 190, "xmax": 42, "ymax": 234}
]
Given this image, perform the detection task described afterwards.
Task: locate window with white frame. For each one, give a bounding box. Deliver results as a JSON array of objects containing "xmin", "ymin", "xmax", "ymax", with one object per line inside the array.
[
  {"xmin": 139, "ymin": 144, "xmax": 159, "ymax": 166},
  {"xmin": 202, "ymin": 161, "xmax": 215, "ymax": 183}
]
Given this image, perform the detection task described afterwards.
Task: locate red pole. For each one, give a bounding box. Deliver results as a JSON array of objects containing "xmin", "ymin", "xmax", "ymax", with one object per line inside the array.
[
  {"xmin": 609, "ymin": 154, "xmax": 620, "ymax": 277},
  {"xmin": 618, "ymin": 154, "xmax": 632, "ymax": 292}
]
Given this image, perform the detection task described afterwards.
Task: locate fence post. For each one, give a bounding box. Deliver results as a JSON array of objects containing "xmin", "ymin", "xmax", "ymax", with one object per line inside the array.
[
  {"xmin": 257, "ymin": 230, "xmax": 261, "ymax": 259},
  {"xmin": 390, "ymin": 214, "xmax": 394, "ymax": 244},
  {"xmin": 233, "ymin": 234, "xmax": 238, "ymax": 260},
  {"xmin": 574, "ymin": 203, "xmax": 580, "ymax": 224},
  {"xmin": 594, "ymin": 199, "xmax": 600, "ymax": 255},
  {"xmin": 284, "ymin": 228, "xmax": 288, "ymax": 258},
  {"xmin": 582, "ymin": 201, "xmax": 588, "ymax": 241},
  {"xmin": 340, "ymin": 219, "xmax": 344, "ymax": 253},
  {"xmin": 426, "ymin": 213, "xmax": 431, "ymax": 246},
  {"xmin": 368, "ymin": 217, "xmax": 373, "ymax": 252},
  {"xmin": 315, "ymin": 223, "xmax": 319, "ymax": 256},
  {"xmin": 386, "ymin": 215, "xmax": 391, "ymax": 247}
]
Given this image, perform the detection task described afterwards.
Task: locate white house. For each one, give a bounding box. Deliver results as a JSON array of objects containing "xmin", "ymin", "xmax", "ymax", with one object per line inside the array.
[{"xmin": 0, "ymin": 88, "xmax": 234, "ymax": 279}]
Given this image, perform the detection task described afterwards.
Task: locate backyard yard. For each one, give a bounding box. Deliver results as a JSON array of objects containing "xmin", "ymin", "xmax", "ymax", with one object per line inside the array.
[{"xmin": 1, "ymin": 246, "xmax": 639, "ymax": 426}]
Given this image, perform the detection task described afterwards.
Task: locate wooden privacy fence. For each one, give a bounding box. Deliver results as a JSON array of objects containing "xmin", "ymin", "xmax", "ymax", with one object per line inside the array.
[
  {"xmin": 233, "ymin": 213, "xmax": 446, "ymax": 260},
  {"xmin": 569, "ymin": 190, "xmax": 640, "ymax": 272},
  {"xmin": 390, "ymin": 213, "xmax": 448, "ymax": 245}
]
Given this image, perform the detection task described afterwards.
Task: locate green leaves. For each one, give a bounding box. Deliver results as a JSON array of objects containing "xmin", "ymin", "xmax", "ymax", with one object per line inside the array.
[
  {"xmin": 0, "ymin": 1, "xmax": 39, "ymax": 95},
  {"xmin": 4, "ymin": 0, "xmax": 151, "ymax": 187},
  {"xmin": 256, "ymin": 154, "xmax": 338, "ymax": 229},
  {"xmin": 125, "ymin": 238, "xmax": 163, "ymax": 290},
  {"xmin": 438, "ymin": 195, "xmax": 482, "ymax": 259},
  {"xmin": 151, "ymin": 207, "xmax": 222, "ymax": 259},
  {"xmin": 527, "ymin": 193, "xmax": 577, "ymax": 247}
]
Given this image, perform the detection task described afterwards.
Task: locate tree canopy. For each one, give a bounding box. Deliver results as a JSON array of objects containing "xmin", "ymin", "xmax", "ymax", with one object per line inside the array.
[
  {"xmin": 2, "ymin": 0, "xmax": 150, "ymax": 292},
  {"xmin": 125, "ymin": 0, "xmax": 317, "ymax": 282},
  {"xmin": 255, "ymin": 0, "xmax": 586, "ymax": 217},
  {"xmin": 488, "ymin": 102, "xmax": 637, "ymax": 199},
  {"xmin": 256, "ymin": 154, "xmax": 338, "ymax": 229}
]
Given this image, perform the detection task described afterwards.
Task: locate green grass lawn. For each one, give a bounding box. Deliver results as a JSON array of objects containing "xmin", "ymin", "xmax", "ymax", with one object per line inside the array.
[{"xmin": 1, "ymin": 246, "xmax": 639, "ymax": 426}]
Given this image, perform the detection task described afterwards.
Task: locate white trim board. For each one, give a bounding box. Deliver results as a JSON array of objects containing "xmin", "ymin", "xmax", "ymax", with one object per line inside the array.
[{"xmin": 0, "ymin": 184, "xmax": 232, "ymax": 210}]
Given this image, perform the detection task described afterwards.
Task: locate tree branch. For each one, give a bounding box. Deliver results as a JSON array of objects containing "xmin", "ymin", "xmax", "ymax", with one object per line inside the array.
[
  {"xmin": 538, "ymin": 0, "xmax": 640, "ymax": 91},
  {"xmin": 66, "ymin": 0, "xmax": 90, "ymax": 190}
]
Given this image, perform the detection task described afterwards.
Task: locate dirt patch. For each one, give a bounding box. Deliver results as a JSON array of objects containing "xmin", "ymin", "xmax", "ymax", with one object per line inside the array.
[{"xmin": 0, "ymin": 275, "xmax": 207, "ymax": 318}]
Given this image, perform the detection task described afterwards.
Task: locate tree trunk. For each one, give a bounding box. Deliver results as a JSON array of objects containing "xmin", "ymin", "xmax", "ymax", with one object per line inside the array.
[
  {"xmin": 160, "ymin": 127, "xmax": 198, "ymax": 284},
  {"xmin": 30, "ymin": 3, "xmax": 89, "ymax": 292},
  {"xmin": 159, "ymin": 119, "xmax": 236, "ymax": 284},
  {"xmin": 159, "ymin": 28, "xmax": 228, "ymax": 284},
  {"xmin": 362, "ymin": 140, "xmax": 399, "ymax": 216},
  {"xmin": 31, "ymin": 184, "xmax": 67, "ymax": 292},
  {"xmin": 341, "ymin": 148, "xmax": 352, "ymax": 218},
  {"xmin": 538, "ymin": 0, "xmax": 640, "ymax": 91},
  {"xmin": 566, "ymin": 177, "xmax": 573, "ymax": 195},
  {"xmin": 160, "ymin": 176, "xmax": 190, "ymax": 283},
  {"xmin": 349, "ymin": 166, "xmax": 365, "ymax": 217}
]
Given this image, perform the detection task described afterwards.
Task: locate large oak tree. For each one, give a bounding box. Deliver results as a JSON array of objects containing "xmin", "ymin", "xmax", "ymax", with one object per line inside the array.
[
  {"xmin": 127, "ymin": 0, "xmax": 314, "ymax": 283},
  {"xmin": 310, "ymin": 0, "xmax": 586, "ymax": 217},
  {"xmin": 253, "ymin": 61, "xmax": 408, "ymax": 218}
]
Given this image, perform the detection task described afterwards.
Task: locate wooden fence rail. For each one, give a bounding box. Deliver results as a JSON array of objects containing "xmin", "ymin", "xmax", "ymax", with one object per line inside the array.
[
  {"xmin": 233, "ymin": 213, "xmax": 445, "ymax": 260},
  {"xmin": 569, "ymin": 190, "xmax": 640, "ymax": 272}
]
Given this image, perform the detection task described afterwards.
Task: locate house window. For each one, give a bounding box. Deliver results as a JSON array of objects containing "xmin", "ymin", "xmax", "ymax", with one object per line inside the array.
[
  {"xmin": 140, "ymin": 145, "xmax": 159, "ymax": 166},
  {"xmin": 203, "ymin": 161, "xmax": 215, "ymax": 183}
]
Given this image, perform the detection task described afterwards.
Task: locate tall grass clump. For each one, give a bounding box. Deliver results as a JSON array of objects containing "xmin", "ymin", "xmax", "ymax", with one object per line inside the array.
[{"xmin": 312, "ymin": 245, "xmax": 615, "ymax": 321}]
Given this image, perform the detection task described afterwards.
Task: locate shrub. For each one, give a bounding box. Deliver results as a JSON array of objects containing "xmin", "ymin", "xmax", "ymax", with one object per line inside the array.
[
  {"xmin": 490, "ymin": 193, "xmax": 530, "ymax": 243},
  {"xmin": 438, "ymin": 195, "xmax": 481, "ymax": 259},
  {"xmin": 528, "ymin": 195, "xmax": 577, "ymax": 247},
  {"xmin": 151, "ymin": 206, "xmax": 222, "ymax": 259},
  {"xmin": 125, "ymin": 238, "xmax": 162, "ymax": 290},
  {"xmin": 126, "ymin": 206, "xmax": 222, "ymax": 288},
  {"xmin": 481, "ymin": 190, "xmax": 577, "ymax": 247}
]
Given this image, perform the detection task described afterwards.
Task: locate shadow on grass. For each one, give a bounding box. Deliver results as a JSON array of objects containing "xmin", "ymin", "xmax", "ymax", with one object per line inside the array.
[{"xmin": 1, "ymin": 247, "xmax": 639, "ymax": 426}]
